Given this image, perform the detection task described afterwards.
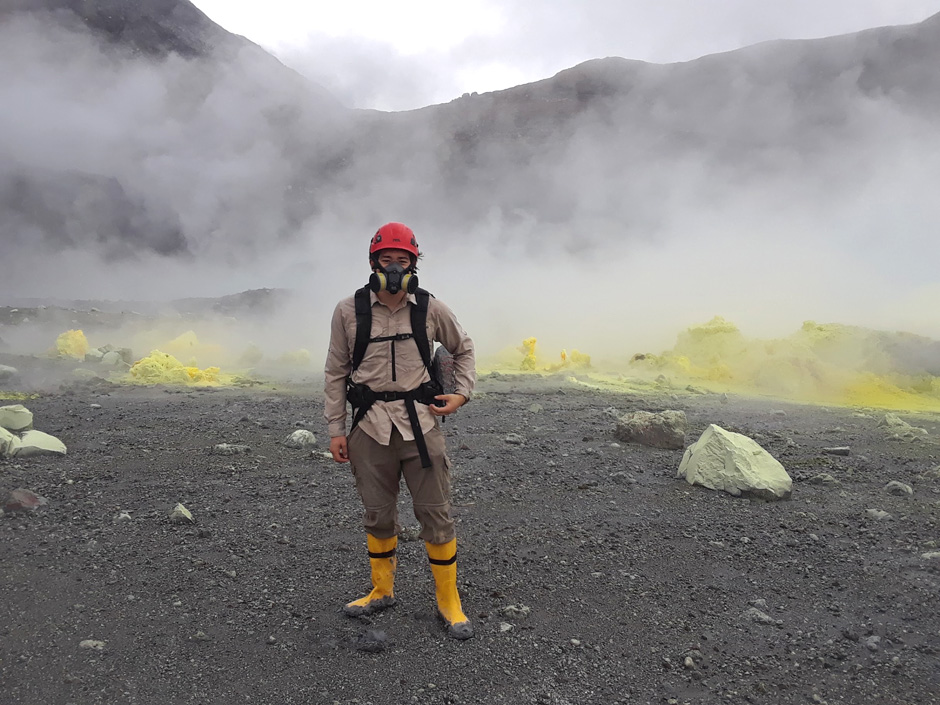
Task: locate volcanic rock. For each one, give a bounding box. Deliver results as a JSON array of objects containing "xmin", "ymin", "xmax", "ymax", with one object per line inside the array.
[
  {"xmin": 0, "ymin": 426, "xmax": 22, "ymax": 457},
  {"xmin": 168, "ymin": 503, "xmax": 194, "ymax": 524},
  {"xmin": 884, "ymin": 480, "xmax": 913, "ymax": 496},
  {"xmin": 283, "ymin": 430, "xmax": 316, "ymax": 449},
  {"xmin": 878, "ymin": 413, "xmax": 928, "ymax": 440},
  {"xmin": 678, "ymin": 424, "xmax": 792, "ymax": 500},
  {"xmin": 0, "ymin": 364, "xmax": 18, "ymax": 380},
  {"xmin": 4, "ymin": 488, "xmax": 49, "ymax": 513},
  {"xmin": 0, "ymin": 404, "xmax": 34, "ymax": 432},
  {"xmin": 615, "ymin": 410, "xmax": 688, "ymax": 449},
  {"xmin": 15, "ymin": 430, "xmax": 67, "ymax": 457}
]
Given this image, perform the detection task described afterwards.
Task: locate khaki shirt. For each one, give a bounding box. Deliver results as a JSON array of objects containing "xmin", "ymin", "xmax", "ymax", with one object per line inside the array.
[{"xmin": 324, "ymin": 290, "xmax": 476, "ymax": 444}]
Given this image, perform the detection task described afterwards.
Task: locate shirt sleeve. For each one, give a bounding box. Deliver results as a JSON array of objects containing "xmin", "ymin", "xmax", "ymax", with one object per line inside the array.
[
  {"xmin": 432, "ymin": 298, "xmax": 476, "ymax": 401},
  {"xmin": 323, "ymin": 301, "xmax": 352, "ymax": 437}
]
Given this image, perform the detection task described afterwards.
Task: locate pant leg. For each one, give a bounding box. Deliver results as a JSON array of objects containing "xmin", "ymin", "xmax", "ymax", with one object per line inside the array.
[
  {"xmin": 398, "ymin": 426, "xmax": 456, "ymax": 544},
  {"xmin": 347, "ymin": 425, "xmax": 403, "ymax": 539}
]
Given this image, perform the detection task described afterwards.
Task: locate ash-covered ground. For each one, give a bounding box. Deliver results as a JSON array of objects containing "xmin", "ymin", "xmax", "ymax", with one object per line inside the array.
[{"xmin": 2, "ymin": 356, "xmax": 940, "ymax": 705}]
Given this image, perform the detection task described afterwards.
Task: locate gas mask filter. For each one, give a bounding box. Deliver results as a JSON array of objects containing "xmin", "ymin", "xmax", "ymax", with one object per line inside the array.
[{"xmin": 369, "ymin": 261, "xmax": 418, "ymax": 295}]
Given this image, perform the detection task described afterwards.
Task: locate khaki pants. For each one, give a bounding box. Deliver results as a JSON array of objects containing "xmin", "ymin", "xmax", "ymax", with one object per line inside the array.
[{"xmin": 347, "ymin": 425, "xmax": 455, "ymax": 544}]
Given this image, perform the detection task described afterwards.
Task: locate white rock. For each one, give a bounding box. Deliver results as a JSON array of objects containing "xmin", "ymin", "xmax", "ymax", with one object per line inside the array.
[
  {"xmin": 14, "ymin": 430, "xmax": 67, "ymax": 457},
  {"xmin": 79, "ymin": 639, "xmax": 106, "ymax": 650},
  {"xmin": 0, "ymin": 404, "xmax": 33, "ymax": 432},
  {"xmin": 100, "ymin": 351, "xmax": 127, "ymax": 367},
  {"xmin": 283, "ymin": 429, "xmax": 317, "ymax": 449},
  {"xmin": 678, "ymin": 424, "xmax": 792, "ymax": 501},
  {"xmin": 866, "ymin": 509, "xmax": 892, "ymax": 521}
]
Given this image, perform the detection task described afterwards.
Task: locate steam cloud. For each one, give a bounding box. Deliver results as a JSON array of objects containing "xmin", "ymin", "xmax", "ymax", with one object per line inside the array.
[{"xmin": 1, "ymin": 7, "xmax": 939, "ymax": 366}]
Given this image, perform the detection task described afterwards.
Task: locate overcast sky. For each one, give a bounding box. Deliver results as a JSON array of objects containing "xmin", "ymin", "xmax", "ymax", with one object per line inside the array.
[{"xmin": 191, "ymin": 0, "xmax": 940, "ymax": 111}]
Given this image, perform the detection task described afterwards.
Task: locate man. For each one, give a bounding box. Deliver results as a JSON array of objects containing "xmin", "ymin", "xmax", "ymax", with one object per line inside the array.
[{"xmin": 323, "ymin": 222, "xmax": 476, "ymax": 640}]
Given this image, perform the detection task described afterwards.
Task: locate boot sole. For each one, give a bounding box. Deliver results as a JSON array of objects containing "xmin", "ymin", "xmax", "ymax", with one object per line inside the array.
[
  {"xmin": 343, "ymin": 596, "xmax": 396, "ymax": 617},
  {"xmin": 437, "ymin": 611, "xmax": 474, "ymax": 640}
]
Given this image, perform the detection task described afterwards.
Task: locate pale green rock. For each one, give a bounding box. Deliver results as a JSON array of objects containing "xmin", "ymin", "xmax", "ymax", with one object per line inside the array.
[
  {"xmin": 15, "ymin": 430, "xmax": 67, "ymax": 457},
  {"xmin": 169, "ymin": 503, "xmax": 194, "ymax": 524},
  {"xmin": 0, "ymin": 426, "xmax": 23, "ymax": 458},
  {"xmin": 0, "ymin": 404, "xmax": 33, "ymax": 432},
  {"xmin": 678, "ymin": 424, "xmax": 792, "ymax": 501}
]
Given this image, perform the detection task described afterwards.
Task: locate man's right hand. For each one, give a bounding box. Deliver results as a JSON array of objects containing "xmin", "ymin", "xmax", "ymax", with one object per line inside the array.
[{"xmin": 330, "ymin": 435, "xmax": 349, "ymax": 463}]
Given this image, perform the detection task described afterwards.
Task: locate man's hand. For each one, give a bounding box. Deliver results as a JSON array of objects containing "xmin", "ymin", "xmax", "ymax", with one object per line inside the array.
[
  {"xmin": 330, "ymin": 435, "xmax": 349, "ymax": 463},
  {"xmin": 429, "ymin": 393, "xmax": 467, "ymax": 416}
]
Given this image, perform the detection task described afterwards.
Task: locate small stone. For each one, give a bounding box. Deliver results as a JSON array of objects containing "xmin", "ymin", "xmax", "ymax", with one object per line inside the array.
[
  {"xmin": 743, "ymin": 607, "xmax": 780, "ymax": 626},
  {"xmin": 864, "ymin": 635, "xmax": 881, "ymax": 651},
  {"xmin": 528, "ymin": 403, "xmax": 543, "ymax": 413},
  {"xmin": 499, "ymin": 604, "xmax": 531, "ymax": 619},
  {"xmin": 499, "ymin": 622, "xmax": 514, "ymax": 633},
  {"xmin": 168, "ymin": 503, "xmax": 194, "ymax": 524},
  {"xmin": 885, "ymin": 481, "xmax": 913, "ymax": 496},
  {"xmin": 504, "ymin": 433, "xmax": 525, "ymax": 445},
  {"xmin": 79, "ymin": 640, "xmax": 106, "ymax": 650},
  {"xmin": 821, "ymin": 447, "xmax": 850, "ymax": 456},
  {"xmin": 921, "ymin": 551, "xmax": 940, "ymax": 560},
  {"xmin": 866, "ymin": 509, "xmax": 892, "ymax": 521},
  {"xmin": 3, "ymin": 488, "xmax": 48, "ymax": 513},
  {"xmin": 570, "ymin": 638, "xmax": 581, "ymax": 646},
  {"xmin": 684, "ymin": 656, "xmax": 695, "ymax": 669},
  {"xmin": 193, "ymin": 631, "xmax": 211, "ymax": 642},
  {"xmin": 808, "ymin": 473, "xmax": 839, "ymax": 486}
]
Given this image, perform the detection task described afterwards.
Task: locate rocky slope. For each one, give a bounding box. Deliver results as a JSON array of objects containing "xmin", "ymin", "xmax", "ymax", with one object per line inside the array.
[{"xmin": 1, "ymin": 371, "xmax": 939, "ymax": 704}]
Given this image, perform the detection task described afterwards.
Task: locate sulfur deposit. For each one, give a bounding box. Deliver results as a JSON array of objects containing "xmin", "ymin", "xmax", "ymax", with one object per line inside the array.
[
  {"xmin": 630, "ymin": 317, "xmax": 940, "ymax": 411},
  {"xmin": 517, "ymin": 338, "xmax": 591, "ymax": 372},
  {"xmin": 54, "ymin": 330, "xmax": 89, "ymax": 360},
  {"xmin": 128, "ymin": 351, "xmax": 220, "ymax": 386}
]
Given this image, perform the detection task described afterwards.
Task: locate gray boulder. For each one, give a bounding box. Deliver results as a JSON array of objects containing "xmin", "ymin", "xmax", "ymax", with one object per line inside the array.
[
  {"xmin": 0, "ymin": 364, "xmax": 18, "ymax": 381},
  {"xmin": 678, "ymin": 424, "xmax": 792, "ymax": 501},
  {"xmin": 615, "ymin": 410, "xmax": 688, "ymax": 449}
]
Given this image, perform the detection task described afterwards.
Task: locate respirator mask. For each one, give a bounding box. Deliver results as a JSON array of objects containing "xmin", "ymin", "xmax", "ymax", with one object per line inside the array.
[{"xmin": 369, "ymin": 261, "xmax": 418, "ymax": 295}]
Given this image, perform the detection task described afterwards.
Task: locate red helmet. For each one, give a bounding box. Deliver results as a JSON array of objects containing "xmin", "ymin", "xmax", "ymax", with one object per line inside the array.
[{"xmin": 369, "ymin": 222, "xmax": 420, "ymax": 258}]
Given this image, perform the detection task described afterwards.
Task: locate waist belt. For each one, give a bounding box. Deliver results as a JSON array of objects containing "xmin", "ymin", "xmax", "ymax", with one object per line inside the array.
[{"xmin": 347, "ymin": 380, "xmax": 442, "ymax": 468}]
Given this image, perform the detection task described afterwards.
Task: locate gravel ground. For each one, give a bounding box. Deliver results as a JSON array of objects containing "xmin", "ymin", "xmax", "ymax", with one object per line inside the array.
[{"xmin": 2, "ymin": 365, "xmax": 940, "ymax": 705}]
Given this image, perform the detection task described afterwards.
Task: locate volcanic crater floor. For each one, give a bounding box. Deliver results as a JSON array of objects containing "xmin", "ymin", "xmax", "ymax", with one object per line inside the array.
[{"xmin": 2, "ymin": 372, "xmax": 940, "ymax": 705}]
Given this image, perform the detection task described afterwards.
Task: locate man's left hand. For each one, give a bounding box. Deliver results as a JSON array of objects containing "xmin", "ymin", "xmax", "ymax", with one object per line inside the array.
[{"xmin": 430, "ymin": 394, "xmax": 467, "ymax": 416}]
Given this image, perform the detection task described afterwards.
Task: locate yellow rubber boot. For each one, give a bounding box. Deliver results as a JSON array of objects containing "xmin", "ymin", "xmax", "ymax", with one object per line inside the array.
[
  {"xmin": 343, "ymin": 534, "xmax": 397, "ymax": 617},
  {"xmin": 426, "ymin": 538, "xmax": 474, "ymax": 640}
]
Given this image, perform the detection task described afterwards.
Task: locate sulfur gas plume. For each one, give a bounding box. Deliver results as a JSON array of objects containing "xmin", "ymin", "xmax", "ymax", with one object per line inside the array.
[{"xmin": 2, "ymin": 4, "xmax": 940, "ymax": 403}]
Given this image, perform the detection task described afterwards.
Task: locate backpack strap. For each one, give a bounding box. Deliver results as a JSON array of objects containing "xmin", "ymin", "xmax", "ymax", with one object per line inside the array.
[
  {"xmin": 411, "ymin": 288, "xmax": 433, "ymax": 375},
  {"xmin": 352, "ymin": 286, "xmax": 372, "ymax": 371}
]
